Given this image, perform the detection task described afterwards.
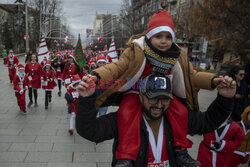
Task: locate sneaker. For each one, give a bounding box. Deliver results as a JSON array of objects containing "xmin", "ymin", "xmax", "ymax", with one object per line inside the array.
[
  {"xmin": 27, "ymin": 101, "xmax": 33, "ymax": 107},
  {"xmin": 115, "ymin": 159, "xmax": 132, "ymax": 167},
  {"xmin": 175, "ymin": 149, "xmax": 200, "ymax": 167},
  {"xmin": 49, "ymin": 98, "xmax": 51, "ymax": 103},
  {"xmin": 58, "ymin": 91, "xmax": 61, "ymax": 96},
  {"xmin": 68, "ymin": 129, "xmax": 74, "ymax": 135},
  {"xmin": 45, "ymin": 106, "xmax": 48, "ymax": 109},
  {"xmin": 35, "ymin": 102, "xmax": 38, "ymax": 107},
  {"xmin": 22, "ymin": 110, "xmax": 27, "ymax": 114}
]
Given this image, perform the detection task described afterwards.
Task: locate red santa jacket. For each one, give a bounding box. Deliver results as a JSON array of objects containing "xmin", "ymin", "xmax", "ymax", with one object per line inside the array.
[
  {"xmin": 25, "ymin": 62, "xmax": 42, "ymax": 89},
  {"xmin": 63, "ymin": 63, "xmax": 78, "ymax": 88},
  {"xmin": 197, "ymin": 121, "xmax": 245, "ymax": 167},
  {"xmin": 13, "ymin": 72, "xmax": 30, "ymax": 93},
  {"xmin": 67, "ymin": 86, "xmax": 79, "ymax": 113},
  {"xmin": 41, "ymin": 69, "xmax": 57, "ymax": 90},
  {"xmin": 5, "ymin": 55, "xmax": 19, "ymax": 69}
]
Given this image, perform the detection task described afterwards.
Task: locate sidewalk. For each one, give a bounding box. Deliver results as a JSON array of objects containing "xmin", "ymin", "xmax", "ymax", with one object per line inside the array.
[{"xmin": 0, "ymin": 56, "xmax": 248, "ymax": 167}]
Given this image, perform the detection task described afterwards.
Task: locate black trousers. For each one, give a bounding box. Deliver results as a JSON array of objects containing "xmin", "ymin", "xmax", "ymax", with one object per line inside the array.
[
  {"xmin": 45, "ymin": 91, "xmax": 52, "ymax": 107},
  {"xmin": 58, "ymin": 80, "xmax": 62, "ymax": 91},
  {"xmin": 28, "ymin": 87, "xmax": 37, "ymax": 102}
]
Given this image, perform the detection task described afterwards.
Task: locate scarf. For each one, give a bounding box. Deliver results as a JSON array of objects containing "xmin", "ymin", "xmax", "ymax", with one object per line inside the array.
[{"xmin": 144, "ymin": 37, "xmax": 180, "ymax": 75}]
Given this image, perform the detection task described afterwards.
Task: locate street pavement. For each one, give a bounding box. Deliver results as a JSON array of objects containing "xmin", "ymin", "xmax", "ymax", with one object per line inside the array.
[{"xmin": 0, "ymin": 56, "xmax": 248, "ymax": 167}]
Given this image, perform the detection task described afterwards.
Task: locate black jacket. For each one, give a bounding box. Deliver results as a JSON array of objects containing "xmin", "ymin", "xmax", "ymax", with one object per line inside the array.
[{"xmin": 76, "ymin": 94, "xmax": 234, "ymax": 167}]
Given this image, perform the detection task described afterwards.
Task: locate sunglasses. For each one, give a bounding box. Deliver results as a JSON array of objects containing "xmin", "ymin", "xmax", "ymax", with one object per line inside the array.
[{"xmin": 239, "ymin": 73, "xmax": 245, "ymax": 76}]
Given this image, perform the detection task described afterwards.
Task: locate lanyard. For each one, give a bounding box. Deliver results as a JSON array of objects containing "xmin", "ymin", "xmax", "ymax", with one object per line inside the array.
[{"xmin": 143, "ymin": 115, "xmax": 164, "ymax": 163}]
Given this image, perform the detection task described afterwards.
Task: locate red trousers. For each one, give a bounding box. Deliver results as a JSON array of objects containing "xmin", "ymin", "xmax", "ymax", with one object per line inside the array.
[
  {"xmin": 116, "ymin": 93, "xmax": 192, "ymax": 160},
  {"xmin": 230, "ymin": 153, "xmax": 249, "ymax": 167},
  {"xmin": 8, "ymin": 68, "xmax": 16, "ymax": 82},
  {"xmin": 15, "ymin": 92, "xmax": 26, "ymax": 111}
]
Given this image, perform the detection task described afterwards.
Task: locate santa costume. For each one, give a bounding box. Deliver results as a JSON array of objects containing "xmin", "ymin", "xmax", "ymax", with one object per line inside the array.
[
  {"xmin": 51, "ymin": 53, "xmax": 64, "ymax": 96},
  {"xmin": 231, "ymin": 106, "xmax": 250, "ymax": 166},
  {"xmin": 41, "ymin": 60, "xmax": 57, "ymax": 109},
  {"xmin": 13, "ymin": 64, "xmax": 30, "ymax": 113},
  {"xmin": 25, "ymin": 55, "xmax": 42, "ymax": 107},
  {"xmin": 62, "ymin": 54, "xmax": 79, "ymax": 89},
  {"xmin": 197, "ymin": 120, "xmax": 245, "ymax": 167},
  {"xmin": 4, "ymin": 49, "xmax": 19, "ymax": 83},
  {"xmin": 67, "ymin": 75, "xmax": 81, "ymax": 135}
]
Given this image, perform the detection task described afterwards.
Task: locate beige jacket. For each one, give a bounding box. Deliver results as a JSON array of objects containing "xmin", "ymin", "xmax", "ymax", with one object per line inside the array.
[{"xmin": 92, "ymin": 34, "xmax": 215, "ymax": 109}]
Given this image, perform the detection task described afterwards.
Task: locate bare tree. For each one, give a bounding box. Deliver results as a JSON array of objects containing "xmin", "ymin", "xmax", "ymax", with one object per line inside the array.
[{"xmin": 189, "ymin": 0, "xmax": 250, "ymax": 63}]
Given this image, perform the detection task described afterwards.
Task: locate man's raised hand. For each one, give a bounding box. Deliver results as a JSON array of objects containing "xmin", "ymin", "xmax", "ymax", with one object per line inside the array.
[
  {"xmin": 217, "ymin": 76, "xmax": 236, "ymax": 98},
  {"xmin": 77, "ymin": 75, "xmax": 97, "ymax": 97}
]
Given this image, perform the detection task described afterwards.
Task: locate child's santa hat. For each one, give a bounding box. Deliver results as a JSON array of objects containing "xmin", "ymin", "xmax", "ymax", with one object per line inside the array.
[
  {"xmin": 68, "ymin": 54, "xmax": 76, "ymax": 61},
  {"xmin": 146, "ymin": 10, "xmax": 175, "ymax": 41},
  {"xmin": 71, "ymin": 74, "xmax": 81, "ymax": 85},
  {"xmin": 103, "ymin": 46, "xmax": 108, "ymax": 53},
  {"xmin": 9, "ymin": 49, "xmax": 13, "ymax": 53},
  {"xmin": 18, "ymin": 64, "xmax": 25, "ymax": 70},
  {"xmin": 89, "ymin": 59, "xmax": 96, "ymax": 66},
  {"xmin": 96, "ymin": 55, "xmax": 106, "ymax": 64},
  {"xmin": 45, "ymin": 60, "xmax": 51, "ymax": 66}
]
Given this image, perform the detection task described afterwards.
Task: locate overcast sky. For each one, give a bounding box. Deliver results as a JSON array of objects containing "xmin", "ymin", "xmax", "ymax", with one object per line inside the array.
[
  {"xmin": 1, "ymin": 0, "xmax": 123, "ymax": 43},
  {"xmin": 61, "ymin": 0, "xmax": 123, "ymax": 41}
]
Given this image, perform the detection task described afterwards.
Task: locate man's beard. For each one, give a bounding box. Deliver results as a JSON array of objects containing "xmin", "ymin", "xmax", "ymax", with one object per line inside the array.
[{"xmin": 141, "ymin": 104, "xmax": 166, "ymax": 120}]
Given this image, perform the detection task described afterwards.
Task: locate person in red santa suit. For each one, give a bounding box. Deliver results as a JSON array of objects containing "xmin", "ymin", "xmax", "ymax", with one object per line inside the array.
[
  {"xmin": 230, "ymin": 106, "xmax": 250, "ymax": 167},
  {"xmin": 4, "ymin": 49, "xmax": 19, "ymax": 83},
  {"xmin": 41, "ymin": 60, "xmax": 57, "ymax": 109},
  {"xmin": 13, "ymin": 64, "xmax": 30, "ymax": 113},
  {"xmin": 40, "ymin": 56, "xmax": 48, "ymax": 68},
  {"xmin": 79, "ymin": 65, "xmax": 90, "ymax": 79},
  {"xmin": 197, "ymin": 115, "xmax": 245, "ymax": 167},
  {"xmin": 67, "ymin": 74, "xmax": 81, "ymax": 135},
  {"xmin": 88, "ymin": 9, "xmax": 226, "ymax": 167},
  {"xmin": 25, "ymin": 54, "xmax": 42, "ymax": 107},
  {"xmin": 63, "ymin": 54, "xmax": 80, "ymax": 113},
  {"xmin": 103, "ymin": 46, "xmax": 112, "ymax": 64},
  {"xmin": 62, "ymin": 54, "xmax": 80, "ymax": 89},
  {"xmin": 51, "ymin": 53, "xmax": 65, "ymax": 96}
]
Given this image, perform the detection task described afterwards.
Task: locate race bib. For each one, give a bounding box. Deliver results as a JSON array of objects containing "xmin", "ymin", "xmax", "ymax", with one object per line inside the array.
[
  {"xmin": 148, "ymin": 160, "xmax": 169, "ymax": 167},
  {"xmin": 28, "ymin": 76, "xmax": 32, "ymax": 81},
  {"xmin": 65, "ymin": 78, "xmax": 71, "ymax": 84},
  {"xmin": 57, "ymin": 67, "xmax": 61, "ymax": 72},
  {"xmin": 43, "ymin": 81, "xmax": 48, "ymax": 86},
  {"xmin": 72, "ymin": 91, "xmax": 79, "ymax": 98}
]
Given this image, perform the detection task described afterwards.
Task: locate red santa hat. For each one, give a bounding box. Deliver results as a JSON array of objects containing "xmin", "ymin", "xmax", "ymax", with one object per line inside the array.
[
  {"xmin": 45, "ymin": 60, "xmax": 51, "ymax": 66},
  {"xmin": 89, "ymin": 59, "xmax": 96, "ymax": 66},
  {"xmin": 146, "ymin": 10, "xmax": 175, "ymax": 41},
  {"xmin": 96, "ymin": 55, "xmax": 107, "ymax": 64},
  {"xmin": 68, "ymin": 54, "xmax": 76, "ymax": 61},
  {"xmin": 71, "ymin": 75, "xmax": 81, "ymax": 85},
  {"xmin": 103, "ymin": 46, "xmax": 108, "ymax": 53},
  {"xmin": 18, "ymin": 64, "xmax": 25, "ymax": 70}
]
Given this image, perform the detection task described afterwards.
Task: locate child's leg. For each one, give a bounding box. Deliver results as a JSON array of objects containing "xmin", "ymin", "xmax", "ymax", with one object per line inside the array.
[
  {"xmin": 15, "ymin": 92, "xmax": 21, "ymax": 109},
  {"xmin": 70, "ymin": 112, "xmax": 76, "ymax": 129},
  {"xmin": 116, "ymin": 93, "xmax": 141, "ymax": 161},
  {"xmin": 58, "ymin": 80, "xmax": 61, "ymax": 92},
  {"xmin": 20, "ymin": 92, "xmax": 26, "ymax": 111},
  {"xmin": 167, "ymin": 96, "xmax": 193, "ymax": 148},
  {"xmin": 69, "ymin": 112, "xmax": 76, "ymax": 135},
  {"xmin": 45, "ymin": 91, "xmax": 49, "ymax": 108},
  {"xmin": 28, "ymin": 87, "xmax": 33, "ymax": 103},
  {"xmin": 33, "ymin": 89, "xmax": 38, "ymax": 104},
  {"xmin": 48, "ymin": 91, "xmax": 52, "ymax": 102}
]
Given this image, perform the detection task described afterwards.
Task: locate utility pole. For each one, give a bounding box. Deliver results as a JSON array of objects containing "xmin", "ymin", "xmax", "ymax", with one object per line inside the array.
[{"xmin": 25, "ymin": 0, "xmax": 29, "ymax": 53}]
